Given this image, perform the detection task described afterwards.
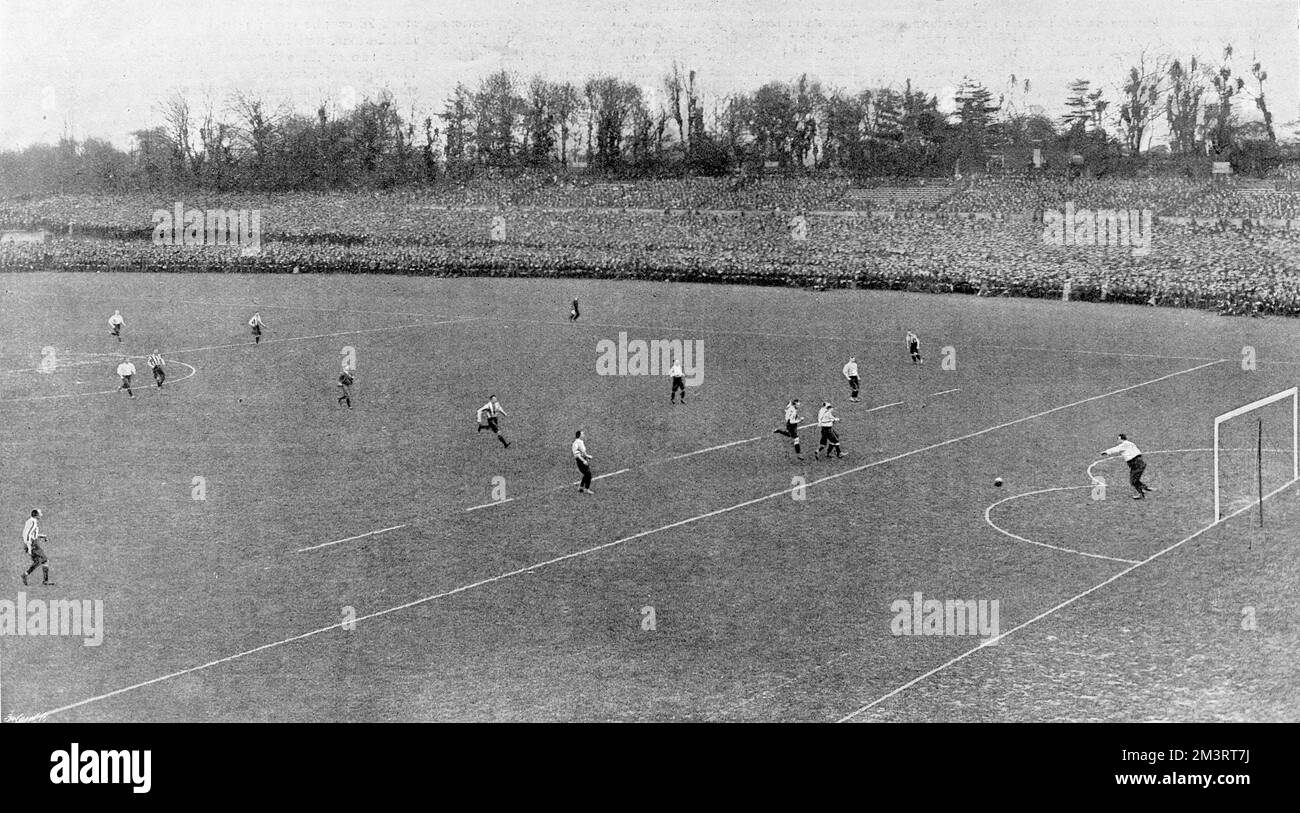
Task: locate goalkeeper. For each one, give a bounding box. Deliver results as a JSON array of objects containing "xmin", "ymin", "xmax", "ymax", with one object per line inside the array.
[{"xmin": 1099, "ymin": 434, "xmax": 1155, "ymax": 500}]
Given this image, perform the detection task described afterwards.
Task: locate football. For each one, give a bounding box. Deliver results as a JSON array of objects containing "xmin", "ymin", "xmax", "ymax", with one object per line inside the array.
[{"xmin": 994, "ymin": 477, "xmax": 1003, "ymax": 487}]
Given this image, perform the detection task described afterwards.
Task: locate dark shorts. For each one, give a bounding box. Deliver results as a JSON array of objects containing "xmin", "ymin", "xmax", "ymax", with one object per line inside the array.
[
  {"xmin": 848, "ymin": 375, "xmax": 860, "ymax": 388},
  {"xmin": 120, "ymin": 375, "xmax": 132, "ymax": 387},
  {"xmin": 252, "ymin": 325, "xmax": 261, "ymax": 334},
  {"xmin": 819, "ymin": 426, "xmax": 840, "ymax": 445},
  {"xmin": 485, "ymin": 417, "xmax": 499, "ymax": 432},
  {"xmin": 27, "ymin": 542, "xmax": 47, "ymax": 565},
  {"xmin": 671, "ymin": 376, "xmax": 686, "ymax": 392},
  {"xmin": 153, "ymin": 367, "xmax": 165, "ymax": 380},
  {"xmin": 786, "ymin": 421, "xmax": 799, "ymax": 436}
]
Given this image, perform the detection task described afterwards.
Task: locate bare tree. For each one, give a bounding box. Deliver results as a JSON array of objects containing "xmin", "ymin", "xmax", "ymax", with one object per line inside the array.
[
  {"xmin": 1117, "ymin": 51, "xmax": 1167, "ymax": 154},
  {"xmin": 1250, "ymin": 60, "xmax": 1276, "ymax": 142},
  {"xmin": 1165, "ymin": 57, "xmax": 1206, "ymax": 154},
  {"xmin": 158, "ymin": 91, "xmax": 194, "ymax": 181}
]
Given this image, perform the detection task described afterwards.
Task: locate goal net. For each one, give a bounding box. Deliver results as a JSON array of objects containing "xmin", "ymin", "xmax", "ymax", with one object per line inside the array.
[{"xmin": 1213, "ymin": 387, "xmax": 1299, "ymax": 522}]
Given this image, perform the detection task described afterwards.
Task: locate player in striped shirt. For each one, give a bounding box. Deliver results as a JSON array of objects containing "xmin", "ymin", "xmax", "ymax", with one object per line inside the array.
[
  {"xmin": 814, "ymin": 401, "xmax": 844, "ymax": 459},
  {"xmin": 476, "ymin": 396, "xmax": 510, "ymax": 448},
  {"xmin": 147, "ymin": 351, "xmax": 166, "ymax": 388},
  {"xmin": 116, "ymin": 358, "xmax": 136, "ymax": 398},
  {"xmin": 772, "ymin": 398, "xmax": 804, "ymax": 459},
  {"xmin": 843, "ymin": 357, "xmax": 860, "ymax": 402},
  {"xmin": 20, "ymin": 509, "xmax": 51, "ymax": 586},
  {"xmin": 249, "ymin": 312, "xmax": 265, "ymax": 344},
  {"xmin": 108, "ymin": 310, "xmax": 124, "ymax": 342},
  {"xmin": 569, "ymin": 298, "xmax": 580, "ymax": 321},
  {"xmin": 573, "ymin": 430, "xmax": 593, "ymax": 494}
]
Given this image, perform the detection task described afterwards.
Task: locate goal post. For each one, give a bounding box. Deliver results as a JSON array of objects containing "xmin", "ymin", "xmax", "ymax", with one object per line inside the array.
[{"xmin": 1212, "ymin": 387, "xmax": 1299, "ymax": 522}]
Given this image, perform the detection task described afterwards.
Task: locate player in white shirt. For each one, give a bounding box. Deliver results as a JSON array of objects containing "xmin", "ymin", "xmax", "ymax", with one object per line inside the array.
[
  {"xmin": 108, "ymin": 310, "xmax": 124, "ymax": 342},
  {"xmin": 843, "ymin": 357, "xmax": 860, "ymax": 402},
  {"xmin": 249, "ymin": 312, "xmax": 265, "ymax": 344},
  {"xmin": 21, "ymin": 509, "xmax": 51, "ymax": 586},
  {"xmin": 772, "ymin": 398, "xmax": 804, "ymax": 459},
  {"xmin": 906, "ymin": 331, "xmax": 923, "ymax": 364},
  {"xmin": 476, "ymin": 396, "xmax": 510, "ymax": 448},
  {"xmin": 815, "ymin": 401, "xmax": 844, "ymax": 459},
  {"xmin": 669, "ymin": 358, "xmax": 686, "ymax": 404},
  {"xmin": 116, "ymin": 358, "xmax": 137, "ymax": 398},
  {"xmin": 1099, "ymin": 433, "xmax": 1154, "ymax": 499},
  {"xmin": 572, "ymin": 430, "xmax": 593, "ymax": 494}
]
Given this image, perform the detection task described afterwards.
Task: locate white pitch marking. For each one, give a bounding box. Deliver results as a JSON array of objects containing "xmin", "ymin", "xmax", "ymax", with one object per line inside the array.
[
  {"xmin": 465, "ymin": 499, "xmax": 514, "ymax": 513},
  {"xmin": 0, "ymin": 320, "xmax": 475, "ymax": 405},
  {"xmin": 983, "ymin": 486, "xmax": 1141, "ymax": 564},
  {"xmin": 451, "ymin": 419, "xmax": 844, "ymax": 520},
  {"xmin": 1084, "ymin": 447, "xmax": 1293, "ymax": 484},
  {"xmin": 461, "ymin": 469, "xmax": 634, "ymax": 514},
  {"xmin": 661, "ymin": 436, "xmax": 763, "ymax": 462},
  {"xmin": 838, "ymin": 474, "xmax": 1300, "ymax": 722},
  {"xmin": 928, "ymin": 388, "xmax": 961, "ymax": 397},
  {"xmin": 34, "ymin": 358, "xmax": 1224, "ymax": 718},
  {"xmin": 295, "ymin": 524, "xmax": 408, "ymax": 553},
  {"xmin": 166, "ymin": 318, "xmax": 477, "ymax": 356},
  {"xmin": 866, "ymin": 401, "xmax": 906, "ymax": 412},
  {"xmin": 0, "ymin": 361, "xmax": 199, "ymax": 403}
]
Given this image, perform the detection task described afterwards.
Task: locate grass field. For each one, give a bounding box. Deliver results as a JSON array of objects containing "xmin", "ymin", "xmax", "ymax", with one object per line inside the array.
[{"xmin": 0, "ymin": 271, "xmax": 1297, "ymax": 722}]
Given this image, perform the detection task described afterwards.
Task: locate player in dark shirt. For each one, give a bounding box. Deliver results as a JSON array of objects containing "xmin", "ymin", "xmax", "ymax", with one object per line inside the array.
[{"xmin": 337, "ymin": 371, "xmax": 354, "ymax": 408}]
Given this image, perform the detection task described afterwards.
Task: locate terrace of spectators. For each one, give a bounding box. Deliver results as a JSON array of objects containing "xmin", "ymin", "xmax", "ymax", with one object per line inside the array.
[{"xmin": 3, "ymin": 174, "xmax": 1300, "ymax": 318}]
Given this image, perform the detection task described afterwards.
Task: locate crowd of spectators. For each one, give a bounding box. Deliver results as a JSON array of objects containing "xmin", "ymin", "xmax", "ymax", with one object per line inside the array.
[
  {"xmin": 4, "ymin": 199, "xmax": 1298, "ymax": 316},
  {"xmin": 936, "ymin": 175, "xmax": 1300, "ymax": 220},
  {"xmin": 3, "ymin": 174, "xmax": 1299, "ymax": 231}
]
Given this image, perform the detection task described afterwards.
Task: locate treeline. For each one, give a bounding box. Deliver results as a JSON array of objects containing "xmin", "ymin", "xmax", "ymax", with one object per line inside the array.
[{"xmin": 0, "ymin": 45, "xmax": 1287, "ymax": 196}]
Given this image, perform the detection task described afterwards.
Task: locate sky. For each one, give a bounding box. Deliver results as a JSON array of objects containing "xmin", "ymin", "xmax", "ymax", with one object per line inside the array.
[{"xmin": 0, "ymin": 0, "xmax": 1296, "ymax": 150}]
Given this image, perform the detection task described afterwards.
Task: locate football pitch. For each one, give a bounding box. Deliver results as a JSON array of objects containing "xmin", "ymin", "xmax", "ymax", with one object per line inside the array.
[{"xmin": 1, "ymin": 271, "xmax": 1297, "ymax": 722}]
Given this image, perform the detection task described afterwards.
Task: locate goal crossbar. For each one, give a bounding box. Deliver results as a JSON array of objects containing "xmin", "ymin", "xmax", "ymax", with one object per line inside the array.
[{"xmin": 1212, "ymin": 387, "xmax": 1299, "ymax": 521}]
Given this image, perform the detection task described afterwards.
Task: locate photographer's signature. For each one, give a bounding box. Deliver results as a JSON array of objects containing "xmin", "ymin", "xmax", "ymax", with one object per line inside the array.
[{"xmin": 5, "ymin": 711, "xmax": 50, "ymax": 723}]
